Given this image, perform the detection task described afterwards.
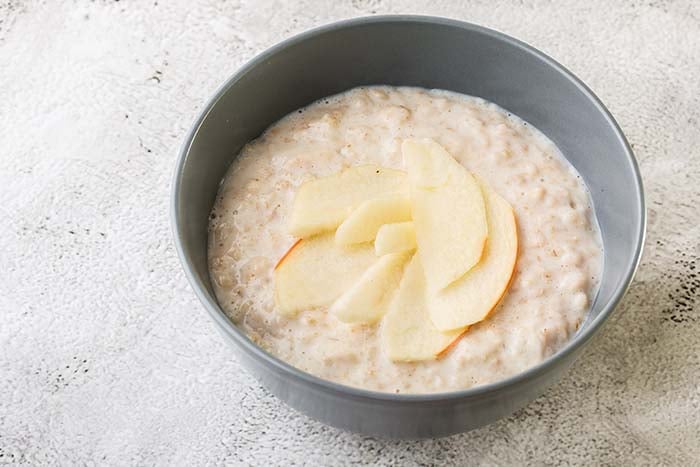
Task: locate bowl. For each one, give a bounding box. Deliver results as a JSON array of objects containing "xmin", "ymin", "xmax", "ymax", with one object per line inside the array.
[{"xmin": 172, "ymin": 16, "xmax": 645, "ymax": 438}]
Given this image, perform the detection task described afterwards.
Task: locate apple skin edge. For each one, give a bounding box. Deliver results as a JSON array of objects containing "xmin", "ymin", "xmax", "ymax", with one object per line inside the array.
[
  {"xmin": 435, "ymin": 327, "xmax": 470, "ymax": 358},
  {"xmin": 274, "ymin": 239, "xmax": 302, "ymax": 270}
]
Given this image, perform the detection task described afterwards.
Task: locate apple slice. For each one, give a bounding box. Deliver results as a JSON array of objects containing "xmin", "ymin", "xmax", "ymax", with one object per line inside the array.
[
  {"xmin": 274, "ymin": 234, "xmax": 376, "ymax": 317},
  {"xmin": 288, "ymin": 165, "xmax": 408, "ymax": 238},
  {"xmin": 374, "ymin": 222, "xmax": 417, "ymax": 256},
  {"xmin": 330, "ymin": 252, "xmax": 410, "ymax": 324},
  {"xmin": 381, "ymin": 255, "xmax": 465, "ymax": 362},
  {"xmin": 335, "ymin": 195, "xmax": 412, "ymax": 246},
  {"xmin": 403, "ymin": 139, "xmax": 488, "ymax": 293},
  {"xmin": 402, "ymin": 139, "xmax": 452, "ymax": 188},
  {"xmin": 427, "ymin": 180, "xmax": 518, "ymax": 331}
]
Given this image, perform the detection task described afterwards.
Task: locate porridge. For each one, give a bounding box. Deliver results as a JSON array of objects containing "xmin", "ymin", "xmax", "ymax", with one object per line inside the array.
[{"xmin": 208, "ymin": 86, "xmax": 602, "ymax": 394}]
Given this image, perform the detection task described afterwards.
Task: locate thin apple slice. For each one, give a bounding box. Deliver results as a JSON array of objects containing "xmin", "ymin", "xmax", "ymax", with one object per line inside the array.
[
  {"xmin": 427, "ymin": 180, "xmax": 518, "ymax": 331},
  {"xmin": 330, "ymin": 252, "xmax": 410, "ymax": 324},
  {"xmin": 335, "ymin": 196, "xmax": 412, "ymax": 246},
  {"xmin": 403, "ymin": 139, "xmax": 488, "ymax": 293},
  {"xmin": 381, "ymin": 255, "xmax": 465, "ymax": 362},
  {"xmin": 374, "ymin": 222, "xmax": 417, "ymax": 256},
  {"xmin": 402, "ymin": 139, "xmax": 452, "ymax": 188},
  {"xmin": 288, "ymin": 165, "xmax": 408, "ymax": 238},
  {"xmin": 274, "ymin": 234, "xmax": 376, "ymax": 317}
]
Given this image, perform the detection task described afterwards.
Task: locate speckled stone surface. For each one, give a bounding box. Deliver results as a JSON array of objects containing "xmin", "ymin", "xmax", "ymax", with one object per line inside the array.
[{"xmin": 1, "ymin": 1, "xmax": 699, "ymax": 465}]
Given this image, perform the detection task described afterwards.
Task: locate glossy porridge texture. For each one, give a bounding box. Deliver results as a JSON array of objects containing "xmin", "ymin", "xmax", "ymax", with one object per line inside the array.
[{"xmin": 208, "ymin": 86, "xmax": 602, "ymax": 394}]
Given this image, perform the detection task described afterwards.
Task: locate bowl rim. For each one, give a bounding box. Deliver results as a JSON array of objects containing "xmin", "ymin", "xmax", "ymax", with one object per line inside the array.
[{"xmin": 171, "ymin": 15, "xmax": 646, "ymax": 403}]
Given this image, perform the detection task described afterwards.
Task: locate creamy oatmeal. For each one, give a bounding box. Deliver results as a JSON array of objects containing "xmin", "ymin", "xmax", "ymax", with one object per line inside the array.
[{"xmin": 208, "ymin": 86, "xmax": 602, "ymax": 394}]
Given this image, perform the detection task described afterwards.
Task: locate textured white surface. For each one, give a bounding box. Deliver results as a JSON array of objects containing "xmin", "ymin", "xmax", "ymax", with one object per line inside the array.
[{"xmin": 1, "ymin": 0, "xmax": 699, "ymax": 465}]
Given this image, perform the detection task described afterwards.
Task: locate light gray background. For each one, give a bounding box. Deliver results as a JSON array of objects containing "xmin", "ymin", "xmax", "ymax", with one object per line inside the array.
[{"xmin": 1, "ymin": 1, "xmax": 699, "ymax": 465}]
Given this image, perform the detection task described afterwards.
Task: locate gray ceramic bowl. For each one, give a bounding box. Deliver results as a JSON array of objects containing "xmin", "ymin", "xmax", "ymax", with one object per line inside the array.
[{"xmin": 172, "ymin": 16, "xmax": 645, "ymax": 438}]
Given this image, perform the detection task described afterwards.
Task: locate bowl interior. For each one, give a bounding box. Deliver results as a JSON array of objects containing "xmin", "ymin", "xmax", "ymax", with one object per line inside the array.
[{"xmin": 174, "ymin": 17, "xmax": 644, "ymax": 390}]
